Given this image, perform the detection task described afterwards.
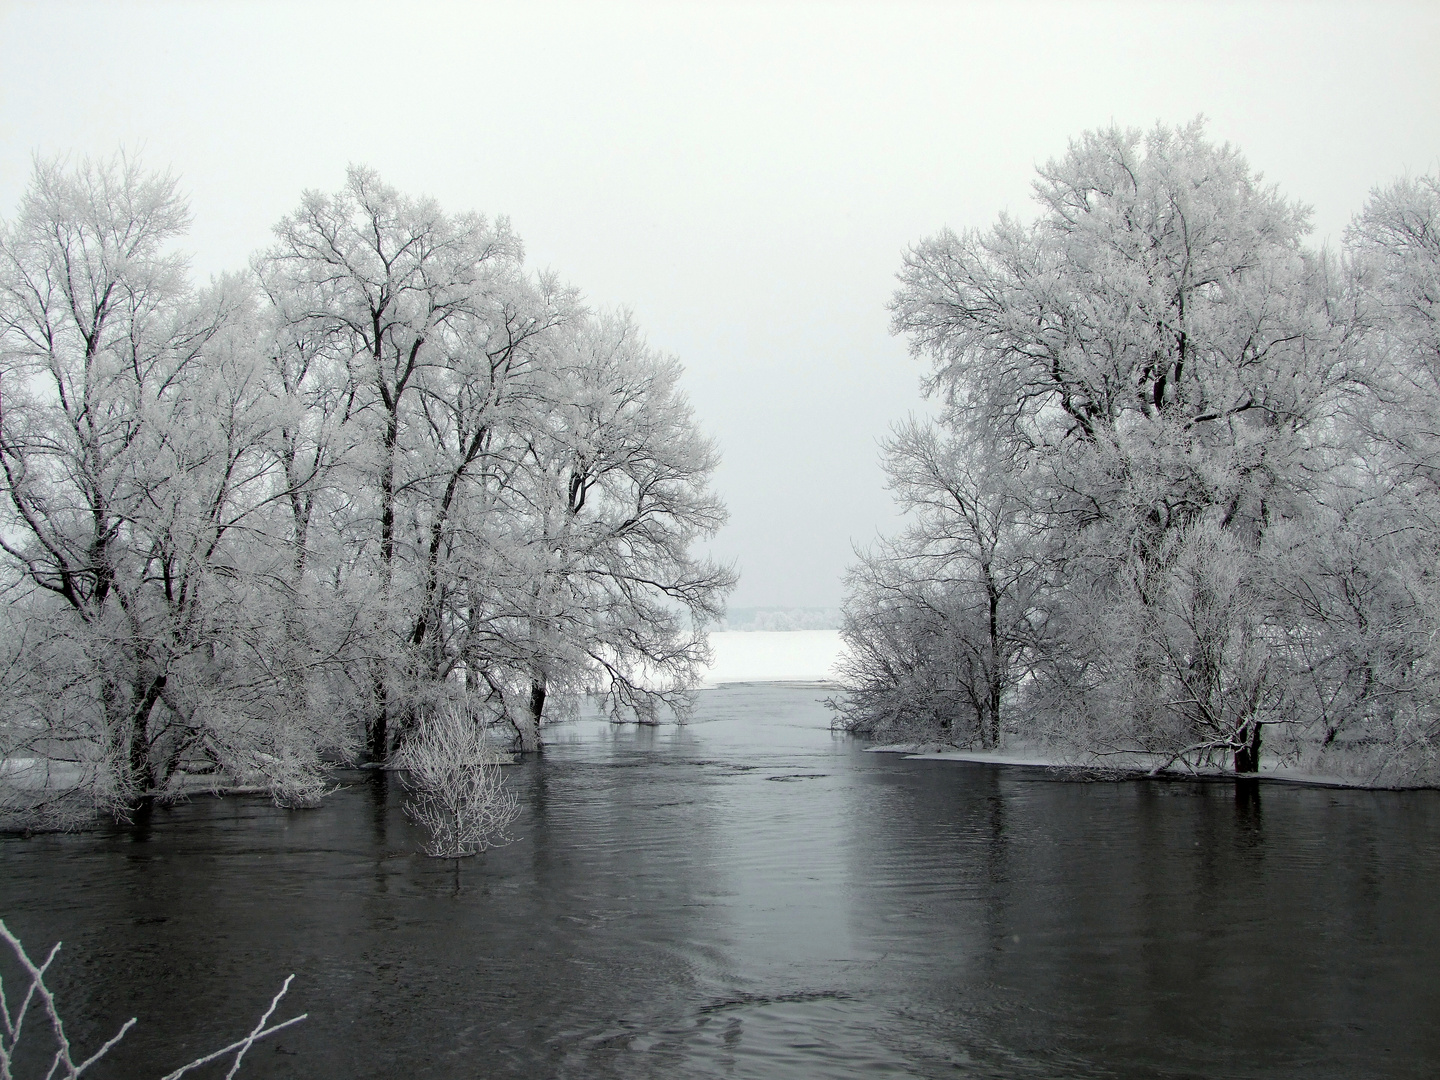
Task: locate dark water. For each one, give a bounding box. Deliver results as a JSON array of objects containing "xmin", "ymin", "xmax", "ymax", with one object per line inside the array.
[{"xmin": 3, "ymin": 684, "xmax": 1438, "ymax": 1079}]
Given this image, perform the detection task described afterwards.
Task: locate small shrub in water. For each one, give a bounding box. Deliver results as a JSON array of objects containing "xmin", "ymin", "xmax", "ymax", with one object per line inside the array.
[{"xmin": 400, "ymin": 701, "xmax": 519, "ymax": 858}]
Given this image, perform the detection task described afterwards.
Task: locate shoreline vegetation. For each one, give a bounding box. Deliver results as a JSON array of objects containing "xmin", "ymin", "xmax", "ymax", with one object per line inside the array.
[
  {"xmin": 0, "ymin": 155, "xmax": 735, "ymax": 827},
  {"xmin": 8, "ymin": 678, "xmax": 1427, "ymax": 832},
  {"xmin": 7, "ymin": 121, "xmax": 1440, "ymax": 824},
  {"xmin": 1, "ymin": 630, "xmax": 847, "ymax": 829},
  {"xmin": 834, "ymin": 122, "xmax": 1440, "ymax": 789},
  {"xmin": 7, "ymin": 627, "xmax": 1438, "ymax": 831}
]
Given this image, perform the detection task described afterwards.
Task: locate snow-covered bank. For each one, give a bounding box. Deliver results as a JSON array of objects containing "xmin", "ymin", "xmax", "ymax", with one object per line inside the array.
[
  {"xmin": 699, "ymin": 630, "xmax": 844, "ymax": 687},
  {"xmin": 864, "ymin": 743, "xmax": 1384, "ymax": 788}
]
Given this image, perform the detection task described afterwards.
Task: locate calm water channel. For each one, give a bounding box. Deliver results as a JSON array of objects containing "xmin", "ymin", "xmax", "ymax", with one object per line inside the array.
[{"xmin": 3, "ymin": 684, "xmax": 1438, "ymax": 1079}]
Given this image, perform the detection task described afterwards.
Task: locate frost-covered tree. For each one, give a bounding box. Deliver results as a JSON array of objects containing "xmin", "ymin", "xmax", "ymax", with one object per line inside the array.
[
  {"xmin": 2, "ymin": 157, "xmax": 734, "ymax": 821},
  {"xmin": 461, "ymin": 311, "xmax": 735, "ymax": 750},
  {"xmin": 0, "ymin": 156, "xmax": 307, "ymax": 804},
  {"xmin": 399, "ymin": 697, "xmax": 517, "ymax": 858},
  {"xmin": 259, "ymin": 168, "xmax": 574, "ymax": 761},
  {"xmin": 846, "ymin": 121, "xmax": 1380, "ymax": 775},
  {"xmin": 254, "ymin": 179, "xmax": 732, "ymax": 758},
  {"xmin": 1263, "ymin": 173, "xmax": 1440, "ymax": 782},
  {"xmin": 251, "ymin": 255, "xmax": 360, "ymax": 720},
  {"xmin": 836, "ymin": 417, "xmax": 1041, "ymax": 747}
]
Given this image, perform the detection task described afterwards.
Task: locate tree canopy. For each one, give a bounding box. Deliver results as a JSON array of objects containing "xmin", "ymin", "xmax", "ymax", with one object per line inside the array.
[
  {"xmin": 0, "ymin": 156, "xmax": 734, "ymax": 817},
  {"xmin": 839, "ymin": 121, "xmax": 1440, "ymax": 784}
]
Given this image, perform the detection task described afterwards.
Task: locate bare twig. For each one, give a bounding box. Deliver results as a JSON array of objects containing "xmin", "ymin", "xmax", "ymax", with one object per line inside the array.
[
  {"xmin": 1, "ymin": 919, "xmax": 305, "ymax": 1080},
  {"xmin": 159, "ymin": 991, "xmax": 306, "ymax": 1080}
]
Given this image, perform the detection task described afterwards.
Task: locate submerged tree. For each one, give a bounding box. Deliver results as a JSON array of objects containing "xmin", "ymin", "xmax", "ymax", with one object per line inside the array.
[
  {"xmin": 253, "ymin": 176, "xmax": 736, "ymax": 759},
  {"xmin": 258, "ymin": 167, "xmax": 574, "ymax": 762},
  {"xmin": 482, "ymin": 311, "xmax": 735, "ymax": 750},
  {"xmin": 399, "ymin": 698, "xmax": 518, "ymax": 858}
]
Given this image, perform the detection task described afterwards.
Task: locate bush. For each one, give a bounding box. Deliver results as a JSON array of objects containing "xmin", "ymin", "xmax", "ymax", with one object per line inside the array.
[{"xmin": 399, "ymin": 700, "xmax": 519, "ymax": 858}]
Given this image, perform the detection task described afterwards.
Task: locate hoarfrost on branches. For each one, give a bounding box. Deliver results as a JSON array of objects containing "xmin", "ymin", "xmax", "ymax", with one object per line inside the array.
[
  {"xmin": 0, "ymin": 156, "xmax": 733, "ymax": 823},
  {"xmin": 0, "ymin": 918, "xmax": 305, "ymax": 1079},
  {"xmin": 399, "ymin": 699, "xmax": 518, "ymax": 859},
  {"xmin": 838, "ymin": 121, "xmax": 1440, "ymax": 784}
]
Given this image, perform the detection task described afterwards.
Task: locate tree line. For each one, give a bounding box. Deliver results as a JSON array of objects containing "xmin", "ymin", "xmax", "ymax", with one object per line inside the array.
[
  {"xmin": 836, "ymin": 121, "xmax": 1440, "ymax": 785},
  {"xmin": 0, "ymin": 157, "xmax": 734, "ymax": 817}
]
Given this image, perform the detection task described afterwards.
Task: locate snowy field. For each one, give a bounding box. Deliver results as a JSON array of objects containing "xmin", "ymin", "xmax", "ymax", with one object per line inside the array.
[{"xmin": 698, "ymin": 630, "xmax": 845, "ymax": 687}]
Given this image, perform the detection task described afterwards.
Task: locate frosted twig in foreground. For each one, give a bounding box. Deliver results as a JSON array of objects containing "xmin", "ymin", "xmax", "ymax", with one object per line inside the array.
[
  {"xmin": 0, "ymin": 919, "xmax": 305, "ymax": 1079},
  {"xmin": 159, "ymin": 974, "xmax": 305, "ymax": 1080}
]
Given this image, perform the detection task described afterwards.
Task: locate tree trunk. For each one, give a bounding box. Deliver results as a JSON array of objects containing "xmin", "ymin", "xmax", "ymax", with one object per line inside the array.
[
  {"xmin": 366, "ymin": 667, "xmax": 389, "ymax": 764},
  {"xmin": 282, "ymin": 465, "xmax": 314, "ymax": 727},
  {"xmin": 986, "ymin": 677, "xmax": 1002, "ymax": 750},
  {"xmin": 125, "ymin": 673, "xmax": 167, "ymax": 796},
  {"xmin": 512, "ymin": 678, "xmax": 546, "ymax": 754},
  {"xmin": 101, "ymin": 677, "xmax": 130, "ymax": 791},
  {"xmin": 986, "ymin": 571, "xmax": 1002, "ymax": 749},
  {"xmin": 1234, "ymin": 719, "xmax": 1262, "ymax": 774},
  {"xmin": 509, "ymin": 679, "xmax": 547, "ymax": 754},
  {"xmin": 365, "ymin": 405, "xmax": 400, "ymax": 765}
]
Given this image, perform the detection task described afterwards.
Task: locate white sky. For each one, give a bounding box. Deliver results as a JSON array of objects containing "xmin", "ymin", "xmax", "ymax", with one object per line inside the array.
[{"xmin": 1, "ymin": 1, "xmax": 1436, "ymax": 608}]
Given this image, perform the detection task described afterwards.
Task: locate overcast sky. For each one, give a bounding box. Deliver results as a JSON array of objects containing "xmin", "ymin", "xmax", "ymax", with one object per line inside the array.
[{"xmin": 2, "ymin": 1, "xmax": 1436, "ymax": 608}]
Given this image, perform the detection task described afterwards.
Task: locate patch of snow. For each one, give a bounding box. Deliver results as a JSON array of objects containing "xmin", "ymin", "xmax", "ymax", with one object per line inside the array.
[
  {"xmin": 900, "ymin": 747, "xmax": 1060, "ymax": 768},
  {"xmin": 874, "ymin": 743, "xmax": 1378, "ymax": 787}
]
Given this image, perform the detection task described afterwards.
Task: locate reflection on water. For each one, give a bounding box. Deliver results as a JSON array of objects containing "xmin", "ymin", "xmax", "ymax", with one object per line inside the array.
[{"xmin": 3, "ymin": 685, "xmax": 1438, "ymax": 1078}]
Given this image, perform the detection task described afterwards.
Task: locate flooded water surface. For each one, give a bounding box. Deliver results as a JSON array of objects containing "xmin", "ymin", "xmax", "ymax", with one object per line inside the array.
[{"xmin": 3, "ymin": 684, "xmax": 1438, "ymax": 1078}]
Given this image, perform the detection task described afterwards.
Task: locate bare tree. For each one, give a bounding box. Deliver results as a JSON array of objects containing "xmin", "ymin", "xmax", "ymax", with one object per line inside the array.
[
  {"xmin": 261, "ymin": 168, "xmax": 573, "ymax": 762},
  {"xmin": 477, "ymin": 311, "xmax": 736, "ymax": 750},
  {"xmin": 0, "ymin": 155, "xmax": 300, "ymax": 802},
  {"xmin": 835, "ymin": 417, "xmax": 1041, "ymax": 747},
  {"xmin": 2, "ymin": 160, "xmax": 733, "ymax": 812}
]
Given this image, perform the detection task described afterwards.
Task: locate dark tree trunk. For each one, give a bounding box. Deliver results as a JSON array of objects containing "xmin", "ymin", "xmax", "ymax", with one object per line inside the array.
[
  {"xmin": 1234, "ymin": 720, "xmax": 1262, "ymax": 774},
  {"xmin": 367, "ymin": 404, "xmax": 400, "ymax": 765},
  {"xmin": 986, "ymin": 575, "xmax": 1002, "ymax": 749},
  {"xmin": 507, "ymin": 678, "xmax": 547, "ymax": 755},
  {"xmin": 1235, "ymin": 775, "xmax": 1262, "ymax": 817},
  {"xmin": 366, "ymin": 667, "xmax": 389, "ymax": 764},
  {"xmin": 125, "ymin": 673, "xmax": 167, "ymax": 795},
  {"xmin": 969, "ymin": 561, "xmax": 1006, "ymax": 749}
]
